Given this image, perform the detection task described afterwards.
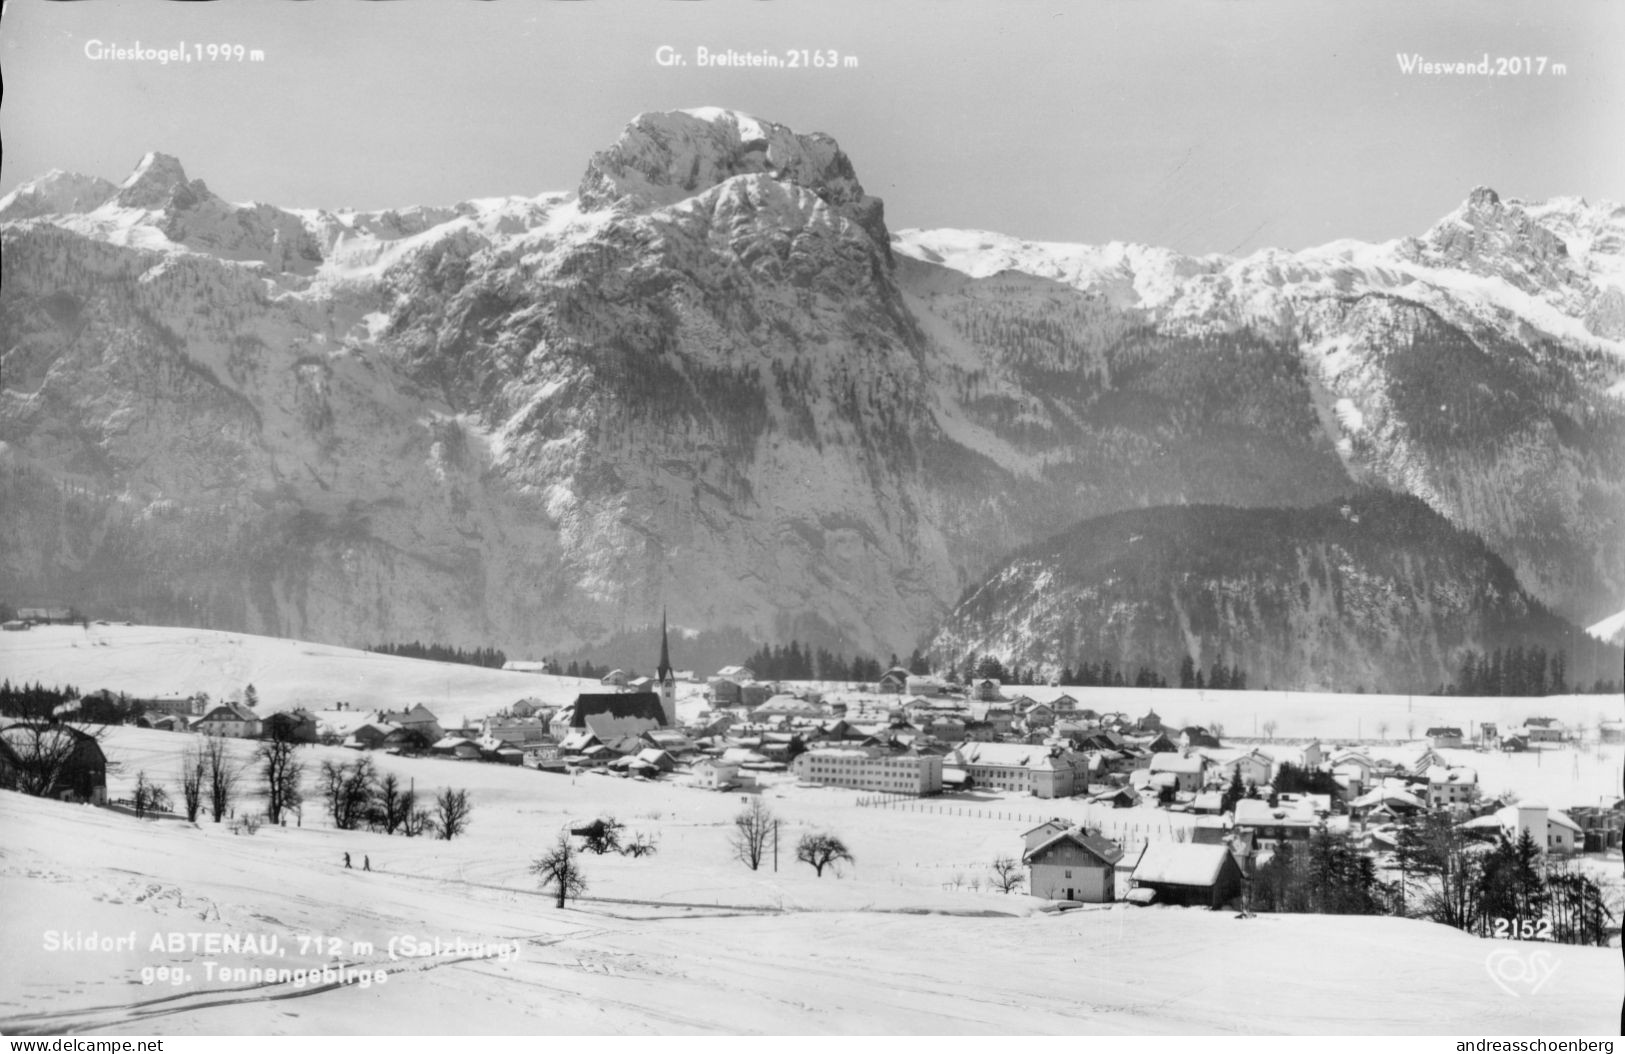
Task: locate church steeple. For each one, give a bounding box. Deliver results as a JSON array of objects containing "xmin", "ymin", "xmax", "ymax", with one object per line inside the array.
[
  {"xmin": 657, "ymin": 609, "xmax": 674, "ymax": 683},
  {"xmin": 656, "ymin": 609, "xmax": 676, "ymax": 728}
]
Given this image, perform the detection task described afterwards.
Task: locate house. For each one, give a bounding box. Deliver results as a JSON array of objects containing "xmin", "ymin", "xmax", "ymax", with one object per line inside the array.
[
  {"xmin": 1566, "ymin": 804, "xmax": 1624, "ymax": 852},
  {"xmin": 875, "ymin": 667, "xmax": 910, "ymax": 694},
  {"xmin": 130, "ymin": 694, "xmax": 198, "ymax": 718},
  {"xmin": 381, "ymin": 726, "xmax": 428, "ymax": 753},
  {"xmin": 1023, "ymin": 826, "xmax": 1123, "ymax": 903},
  {"xmin": 17, "ymin": 607, "xmax": 74, "ymax": 625},
  {"xmin": 195, "ymin": 704, "xmax": 262, "ymax": 739},
  {"xmin": 1179, "ymin": 726, "xmax": 1222, "ymax": 750},
  {"xmin": 377, "ymin": 704, "xmax": 443, "ymax": 744},
  {"xmin": 707, "ymin": 677, "xmax": 745, "ymax": 708},
  {"xmin": 2, "ymin": 620, "xmax": 29, "ymax": 632},
  {"xmin": 752, "ymin": 695, "xmax": 824, "ymax": 721},
  {"xmin": 1500, "ymin": 734, "xmax": 1530, "ymax": 753},
  {"xmin": 1424, "ymin": 765, "xmax": 1479, "ymax": 809},
  {"xmin": 599, "ymin": 669, "xmax": 629, "ymax": 689},
  {"xmin": 429, "ymin": 736, "xmax": 483, "ymax": 760},
  {"xmin": 1209, "ymin": 749, "xmax": 1272, "ymax": 789},
  {"xmin": 1147, "ymin": 753, "xmax": 1205, "ymax": 794},
  {"xmin": 973, "ymin": 678, "xmax": 1003, "ymax": 702},
  {"xmin": 1599, "ymin": 720, "xmax": 1625, "ymax": 745},
  {"xmin": 1233, "ymin": 797, "xmax": 1320, "ymax": 849},
  {"xmin": 344, "ymin": 722, "xmax": 396, "ymax": 750},
  {"xmin": 1426, "ymin": 726, "xmax": 1465, "ymax": 749},
  {"xmin": 689, "ymin": 758, "xmax": 743, "ymax": 790},
  {"xmin": 1348, "ymin": 783, "xmax": 1426, "ymax": 822},
  {"xmin": 550, "ymin": 692, "xmax": 668, "ymax": 740},
  {"xmin": 1460, "ymin": 802, "xmax": 1583, "ymax": 854},
  {"xmin": 905, "ymin": 675, "xmax": 946, "ymax": 697},
  {"xmin": 715, "ymin": 665, "xmax": 756, "ymax": 683},
  {"xmin": 792, "ymin": 748, "xmax": 944, "ymax": 795},
  {"xmin": 0, "ymin": 724, "xmax": 108, "ymax": 803},
  {"xmin": 138, "ymin": 713, "xmax": 189, "ymax": 733},
  {"xmin": 1129, "ymin": 842, "xmax": 1244, "ymax": 908},
  {"xmin": 264, "ymin": 709, "xmax": 319, "ymax": 743},
  {"xmin": 1192, "ymin": 790, "xmax": 1226, "ymax": 815},
  {"xmin": 482, "ymin": 714, "xmax": 552, "ymax": 746},
  {"xmin": 1087, "ymin": 784, "xmax": 1140, "ymax": 809},
  {"xmin": 966, "ymin": 703, "xmax": 1016, "ymax": 737},
  {"xmin": 1017, "ymin": 701, "xmax": 1056, "ymax": 730},
  {"xmin": 1523, "ymin": 718, "xmax": 1564, "ymax": 744}
]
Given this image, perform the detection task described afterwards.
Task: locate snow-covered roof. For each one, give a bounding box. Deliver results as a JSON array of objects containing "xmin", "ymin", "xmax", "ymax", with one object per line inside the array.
[
  {"xmin": 1132, "ymin": 842, "xmax": 1232, "ymax": 886},
  {"xmin": 1426, "ymin": 765, "xmax": 1477, "ymax": 785},
  {"xmin": 1234, "ymin": 798, "xmax": 1319, "ymax": 827},
  {"xmin": 1023, "ymin": 827, "xmax": 1124, "ymax": 866},
  {"xmin": 1148, "ymin": 753, "xmax": 1204, "ymax": 774}
]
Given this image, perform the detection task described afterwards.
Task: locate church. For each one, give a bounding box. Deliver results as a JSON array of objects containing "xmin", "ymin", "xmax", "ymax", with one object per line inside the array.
[{"xmin": 549, "ymin": 614, "xmax": 678, "ymax": 739}]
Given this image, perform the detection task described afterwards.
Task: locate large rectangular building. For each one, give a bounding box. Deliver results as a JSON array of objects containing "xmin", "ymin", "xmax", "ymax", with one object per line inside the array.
[{"xmin": 792, "ymin": 748, "xmax": 943, "ymax": 796}]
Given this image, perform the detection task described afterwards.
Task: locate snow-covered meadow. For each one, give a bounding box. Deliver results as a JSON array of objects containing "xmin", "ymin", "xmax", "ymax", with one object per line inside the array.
[{"xmin": 1, "ymin": 624, "xmax": 1621, "ymax": 1033}]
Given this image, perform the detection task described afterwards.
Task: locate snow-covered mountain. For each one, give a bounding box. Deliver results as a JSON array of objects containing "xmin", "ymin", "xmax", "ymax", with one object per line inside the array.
[{"xmin": 3, "ymin": 110, "xmax": 1621, "ymax": 670}]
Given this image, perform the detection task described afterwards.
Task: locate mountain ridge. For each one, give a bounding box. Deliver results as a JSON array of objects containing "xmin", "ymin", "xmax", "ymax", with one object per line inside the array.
[{"xmin": 3, "ymin": 111, "xmax": 1621, "ymax": 678}]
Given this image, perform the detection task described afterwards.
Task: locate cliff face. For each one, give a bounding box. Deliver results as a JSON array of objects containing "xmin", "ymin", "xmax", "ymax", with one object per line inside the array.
[{"xmin": 2, "ymin": 111, "xmax": 1621, "ymax": 676}]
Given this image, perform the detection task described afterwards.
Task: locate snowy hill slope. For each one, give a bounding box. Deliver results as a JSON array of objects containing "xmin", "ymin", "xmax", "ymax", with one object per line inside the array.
[
  {"xmin": 1, "ymin": 746, "xmax": 1618, "ymax": 1035},
  {"xmin": 0, "ymin": 624, "xmax": 601, "ymax": 724}
]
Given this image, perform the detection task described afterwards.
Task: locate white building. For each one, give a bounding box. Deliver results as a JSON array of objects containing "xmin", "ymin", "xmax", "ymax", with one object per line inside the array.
[{"xmin": 792, "ymin": 748, "xmax": 943, "ymax": 796}]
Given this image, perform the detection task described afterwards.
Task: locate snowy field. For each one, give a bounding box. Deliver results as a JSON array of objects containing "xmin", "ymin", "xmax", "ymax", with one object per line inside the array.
[
  {"xmin": 1, "ymin": 624, "xmax": 1622, "ymax": 1034},
  {"xmin": 2, "ymin": 732, "xmax": 1621, "ymax": 1036}
]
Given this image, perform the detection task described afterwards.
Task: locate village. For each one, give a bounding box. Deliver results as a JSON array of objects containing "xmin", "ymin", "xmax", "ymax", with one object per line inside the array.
[
  {"xmin": 4, "ymin": 616, "xmax": 1622, "ymax": 925},
  {"xmin": 2, "ymin": 619, "xmax": 1623, "ymax": 1034}
]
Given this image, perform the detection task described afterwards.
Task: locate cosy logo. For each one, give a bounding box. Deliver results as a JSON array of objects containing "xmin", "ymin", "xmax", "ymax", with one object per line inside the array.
[{"xmin": 1484, "ymin": 947, "xmax": 1561, "ymax": 998}]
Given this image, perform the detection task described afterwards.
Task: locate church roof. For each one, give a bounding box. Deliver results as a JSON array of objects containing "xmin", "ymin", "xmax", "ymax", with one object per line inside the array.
[{"xmin": 564, "ymin": 692, "xmax": 667, "ymax": 727}]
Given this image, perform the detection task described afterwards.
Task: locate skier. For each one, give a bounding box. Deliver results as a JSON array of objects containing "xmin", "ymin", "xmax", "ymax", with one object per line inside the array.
[
  {"xmin": 363, "ymin": 855, "xmax": 371, "ymax": 872},
  {"xmin": 343, "ymin": 852, "xmax": 352, "ymax": 869}
]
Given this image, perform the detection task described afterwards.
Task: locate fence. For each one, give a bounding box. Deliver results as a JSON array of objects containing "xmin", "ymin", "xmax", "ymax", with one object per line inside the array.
[{"xmin": 855, "ymin": 793, "xmax": 1198, "ymax": 857}]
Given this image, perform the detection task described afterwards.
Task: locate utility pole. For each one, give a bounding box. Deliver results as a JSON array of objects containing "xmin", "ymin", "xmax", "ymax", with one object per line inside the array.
[{"xmin": 773, "ymin": 820, "xmax": 779, "ymax": 872}]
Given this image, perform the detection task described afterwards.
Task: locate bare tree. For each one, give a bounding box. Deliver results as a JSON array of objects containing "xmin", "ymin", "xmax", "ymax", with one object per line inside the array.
[
  {"xmin": 404, "ymin": 805, "xmax": 435, "ymax": 838},
  {"xmin": 376, "ymin": 772, "xmax": 411, "ymax": 835},
  {"xmin": 796, "ymin": 833, "xmax": 854, "ymax": 877},
  {"xmin": 132, "ymin": 770, "xmax": 170, "ymax": 819},
  {"xmin": 1377, "ymin": 720, "xmax": 1390, "ymax": 742},
  {"xmin": 257, "ymin": 736, "xmax": 304, "ymax": 825},
  {"xmin": 580, "ymin": 816, "xmax": 625, "ymax": 855},
  {"xmin": 1262, "ymin": 719, "xmax": 1278, "ymax": 741},
  {"xmin": 531, "ymin": 833, "xmax": 587, "ymax": 908},
  {"xmin": 178, "ymin": 742, "xmax": 206, "ymax": 822},
  {"xmin": 202, "ymin": 735, "xmax": 242, "ymax": 823},
  {"xmin": 731, "ymin": 798, "xmax": 774, "ymax": 871},
  {"xmin": 433, "ymin": 788, "xmax": 472, "ymax": 840},
  {"xmin": 990, "ymin": 855, "xmax": 1026, "ymax": 894},
  {"xmin": 620, "ymin": 831, "xmax": 659, "ymax": 858},
  {"xmin": 320, "ymin": 756, "xmax": 376, "ymax": 830},
  {"xmin": 1208, "ymin": 720, "xmax": 1225, "ymax": 740}
]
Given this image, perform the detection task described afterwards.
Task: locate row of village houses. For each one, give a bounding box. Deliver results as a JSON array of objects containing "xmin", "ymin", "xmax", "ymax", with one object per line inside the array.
[{"xmin": 102, "ymin": 673, "xmax": 1623, "ymax": 857}]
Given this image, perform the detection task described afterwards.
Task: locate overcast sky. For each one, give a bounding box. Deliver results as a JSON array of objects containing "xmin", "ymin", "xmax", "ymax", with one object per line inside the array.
[{"xmin": 2, "ymin": 0, "xmax": 1620, "ymax": 256}]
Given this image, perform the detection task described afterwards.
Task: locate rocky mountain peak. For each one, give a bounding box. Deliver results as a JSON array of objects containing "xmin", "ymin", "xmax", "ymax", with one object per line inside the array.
[
  {"xmin": 578, "ymin": 108, "xmax": 891, "ymax": 258},
  {"xmin": 113, "ymin": 152, "xmax": 209, "ymax": 211},
  {"xmin": 1399, "ymin": 185, "xmax": 1573, "ymax": 295},
  {"xmin": 0, "ymin": 170, "xmax": 118, "ymax": 222}
]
